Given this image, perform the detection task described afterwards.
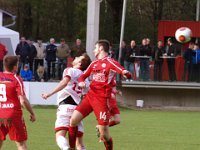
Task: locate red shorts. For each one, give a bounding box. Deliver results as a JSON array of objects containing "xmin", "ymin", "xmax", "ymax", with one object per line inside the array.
[
  {"xmin": 109, "ymin": 98, "xmax": 120, "ymax": 116},
  {"xmin": 76, "ymin": 93, "xmax": 110, "ymax": 125},
  {"xmin": 0, "ymin": 117, "xmax": 27, "ymax": 141}
]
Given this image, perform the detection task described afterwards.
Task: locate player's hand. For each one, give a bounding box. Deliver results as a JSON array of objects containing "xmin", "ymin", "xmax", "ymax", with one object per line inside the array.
[
  {"xmin": 122, "ymin": 70, "xmax": 132, "ymax": 79},
  {"xmin": 30, "ymin": 114, "xmax": 36, "ymax": 122},
  {"xmin": 118, "ymin": 90, "xmax": 122, "ymax": 96},
  {"xmin": 41, "ymin": 93, "xmax": 49, "ymax": 100},
  {"xmin": 78, "ymin": 82, "xmax": 86, "ymax": 88}
]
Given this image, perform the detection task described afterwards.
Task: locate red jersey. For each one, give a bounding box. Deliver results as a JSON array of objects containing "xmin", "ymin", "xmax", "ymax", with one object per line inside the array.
[
  {"xmin": 0, "ymin": 72, "xmax": 25, "ymax": 119},
  {"xmin": 78, "ymin": 57, "xmax": 125, "ymax": 97},
  {"xmin": 0, "ymin": 44, "xmax": 7, "ymax": 60}
]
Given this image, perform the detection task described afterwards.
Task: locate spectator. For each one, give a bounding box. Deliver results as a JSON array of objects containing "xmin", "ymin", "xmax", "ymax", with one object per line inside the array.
[
  {"xmin": 0, "ymin": 42, "xmax": 7, "ymax": 71},
  {"xmin": 165, "ymin": 38, "xmax": 176, "ymax": 81},
  {"xmin": 183, "ymin": 42, "xmax": 195, "ymax": 81},
  {"xmin": 56, "ymin": 38, "xmax": 70, "ymax": 79},
  {"xmin": 45, "ymin": 38, "xmax": 57, "ymax": 80},
  {"xmin": 108, "ymin": 44, "xmax": 115, "ymax": 59},
  {"xmin": 27, "ymin": 38, "xmax": 37, "ymax": 72},
  {"xmin": 124, "ymin": 40, "xmax": 138, "ymax": 79},
  {"xmin": 34, "ymin": 66, "xmax": 47, "ymax": 82},
  {"xmin": 152, "ymin": 40, "xmax": 165, "ymax": 81},
  {"xmin": 15, "ymin": 36, "xmax": 30, "ymax": 73},
  {"xmin": 192, "ymin": 43, "xmax": 200, "ymax": 82},
  {"xmin": 115, "ymin": 40, "xmax": 127, "ymax": 66},
  {"xmin": 70, "ymin": 39, "xmax": 86, "ymax": 58},
  {"xmin": 139, "ymin": 38, "xmax": 151, "ymax": 81},
  {"xmin": 20, "ymin": 64, "xmax": 33, "ymax": 81},
  {"xmin": 34, "ymin": 38, "xmax": 45, "ymax": 72}
]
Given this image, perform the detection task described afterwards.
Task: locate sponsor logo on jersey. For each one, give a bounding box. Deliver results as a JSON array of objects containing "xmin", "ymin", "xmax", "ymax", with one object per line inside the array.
[
  {"xmin": 101, "ymin": 63, "xmax": 106, "ymax": 68},
  {"xmin": 0, "ymin": 103, "xmax": 14, "ymax": 109}
]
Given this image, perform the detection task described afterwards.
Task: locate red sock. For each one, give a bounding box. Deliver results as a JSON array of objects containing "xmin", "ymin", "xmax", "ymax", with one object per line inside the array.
[
  {"xmin": 68, "ymin": 126, "xmax": 77, "ymax": 148},
  {"xmin": 104, "ymin": 138, "xmax": 113, "ymax": 150},
  {"xmin": 109, "ymin": 121, "xmax": 117, "ymax": 127}
]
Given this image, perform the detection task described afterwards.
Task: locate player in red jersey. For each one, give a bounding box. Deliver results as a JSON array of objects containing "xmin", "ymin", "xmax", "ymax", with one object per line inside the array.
[
  {"xmin": 96, "ymin": 77, "xmax": 122, "ymax": 141},
  {"xmin": 0, "ymin": 56, "xmax": 36, "ymax": 150},
  {"xmin": 68, "ymin": 40, "xmax": 131, "ymax": 150}
]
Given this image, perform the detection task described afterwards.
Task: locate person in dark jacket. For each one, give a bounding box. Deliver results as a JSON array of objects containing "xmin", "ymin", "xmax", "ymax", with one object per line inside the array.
[
  {"xmin": 139, "ymin": 38, "xmax": 151, "ymax": 81},
  {"xmin": 124, "ymin": 40, "xmax": 138, "ymax": 79},
  {"xmin": 166, "ymin": 38, "xmax": 176, "ymax": 81},
  {"xmin": 15, "ymin": 36, "xmax": 30, "ymax": 74},
  {"xmin": 183, "ymin": 42, "xmax": 195, "ymax": 81},
  {"xmin": 27, "ymin": 38, "xmax": 37, "ymax": 72},
  {"xmin": 152, "ymin": 40, "xmax": 165, "ymax": 81},
  {"xmin": 45, "ymin": 38, "xmax": 57, "ymax": 79}
]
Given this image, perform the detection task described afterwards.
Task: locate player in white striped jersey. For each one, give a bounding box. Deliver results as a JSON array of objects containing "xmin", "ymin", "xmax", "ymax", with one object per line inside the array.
[{"xmin": 42, "ymin": 53, "xmax": 91, "ymax": 150}]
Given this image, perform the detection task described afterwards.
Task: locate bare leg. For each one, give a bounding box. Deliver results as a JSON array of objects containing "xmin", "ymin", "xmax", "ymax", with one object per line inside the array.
[
  {"xmin": 15, "ymin": 141, "xmax": 27, "ymax": 150},
  {"xmin": 76, "ymin": 136, "xmax": 86, "ymax": 150},
  {"xmin": 56, "ymin": 130, "xmax": 69, "ymax": 150},
  {"xmin": 70, "ymin": 110, "xmax": 84, "ymax": 127},
  {"xmin": 109, "ymin": 114, "xmax": 120, "ymax": 127},
  {"xmin": 0, "ymin": 140, "xmax": 3, "ymax": 149},
  {"xmin": 68, "ymin": 110, "xmax": 84, "ymax": 149}
]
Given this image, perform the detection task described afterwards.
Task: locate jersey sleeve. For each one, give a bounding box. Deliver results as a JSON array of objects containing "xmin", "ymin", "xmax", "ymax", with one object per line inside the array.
[
  {"xmin": 108, "ymin": 58, "xmax": 125, "ymax": 74},
  {"xmin": 62, "ymin": 68, "xmax": 74, "ymax": 80},
  {"xmin": 78, "ymin": 62, "xmax": 94, "ymax": 82},
  {"xmin": 15, "ymin": 75, "xmax": 26, "ymax": 96}
]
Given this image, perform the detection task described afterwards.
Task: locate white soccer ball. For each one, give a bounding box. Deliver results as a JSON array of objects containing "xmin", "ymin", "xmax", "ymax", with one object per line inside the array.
[{"xmin": 175, "ymin": 27, "xmax": 192, "ymax": 43}]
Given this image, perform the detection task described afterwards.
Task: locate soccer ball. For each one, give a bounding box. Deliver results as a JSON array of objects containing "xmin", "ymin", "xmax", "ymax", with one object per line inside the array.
[{"xmin": 175, "ymin": 27, "xmax": 192, "ymax": 43}]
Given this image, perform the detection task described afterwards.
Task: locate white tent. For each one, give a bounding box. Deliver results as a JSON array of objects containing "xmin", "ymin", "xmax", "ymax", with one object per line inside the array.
[{"xmin": 0, "ymin": 26, "xmax": 19, "ymax": 55}]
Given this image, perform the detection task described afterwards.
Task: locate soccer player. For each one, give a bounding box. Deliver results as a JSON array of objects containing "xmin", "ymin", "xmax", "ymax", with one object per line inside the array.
[
  {"xmin": 0, "ymin": 56, "xmax": 36, "ymax": 150},
  {"xmin": 68, "ymin": 40, "xmax": 131, "ymax": 150},
  {"xmin": 41, "ymin": 53, "xmax": 91, "ymax": 150},
  {"xmin": 96, "ymin": 77, "xmax": 122, "ymax": 141}
]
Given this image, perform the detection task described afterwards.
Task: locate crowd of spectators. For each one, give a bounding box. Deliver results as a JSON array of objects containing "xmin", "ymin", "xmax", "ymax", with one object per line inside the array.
[
  {"xmin": 1, "ymin": 36, "xmax": 200, "ymax": 83},
  {"xmin": 13, "ymin": 36, "xmax": 86, "ymax": 82}
]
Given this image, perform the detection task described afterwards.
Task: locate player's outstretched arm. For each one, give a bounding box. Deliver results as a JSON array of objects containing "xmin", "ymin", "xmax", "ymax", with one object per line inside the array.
[
  {"xmin": 19, "ymin": 95, "xmax": 36, "ymax": 122},
  {"xmin": 122, "ymin": 70, "xmax": 132, "ymax": 79},
  {"xmin": 42, "ymin": 76, "xmax": 70, "ymax": 100}
]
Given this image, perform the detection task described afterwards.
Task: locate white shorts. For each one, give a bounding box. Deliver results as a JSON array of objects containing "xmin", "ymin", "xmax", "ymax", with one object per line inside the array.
[{"xmin": 55, "ymin": 104, "xmax": 84, "ymax": 133}]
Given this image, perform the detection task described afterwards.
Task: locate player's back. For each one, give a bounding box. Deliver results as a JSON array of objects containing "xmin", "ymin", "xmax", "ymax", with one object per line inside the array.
[{"xmin": 0, "ymin": 72, "xmax": 24, "ymax": 118}]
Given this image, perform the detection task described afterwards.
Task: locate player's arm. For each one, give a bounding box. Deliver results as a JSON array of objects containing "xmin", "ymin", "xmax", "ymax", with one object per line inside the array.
[
  {"xmin": 78, "ymin": 62, "xmax": 93, "ymax": 88},
  {"xmin": 19, "ymin": 95, "xmax": 36, "ymax": 122},
  {"xmin": 42, "ymin": 76, "xmax": 70, "ymax": 99},
  {"xmin": 108, "ymin": 58, "xmax": 132, "ymax": 79}
]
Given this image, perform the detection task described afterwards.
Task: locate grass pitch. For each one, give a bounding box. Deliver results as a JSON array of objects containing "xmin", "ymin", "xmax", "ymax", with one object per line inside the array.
[{"xmin": 2, "ymin": 106, "xmax": 200, "ymax": 150}]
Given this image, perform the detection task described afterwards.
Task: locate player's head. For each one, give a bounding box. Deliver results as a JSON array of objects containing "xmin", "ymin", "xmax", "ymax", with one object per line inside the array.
[
  {"xmin": 3, "ymin": 56, "xmax": 19, "ymax": 73},
  {"xmin": 72, "ymin": 53, "xmax": 91, "ymax": 71},
  {"xmin": 94, "ymin": 40, "xmax": 110, "ymax": 58}
]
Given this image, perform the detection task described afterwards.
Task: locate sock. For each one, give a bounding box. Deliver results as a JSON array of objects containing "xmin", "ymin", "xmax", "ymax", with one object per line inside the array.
[
  {"xmin": 68, "ymin": 126, "xmax": 78, "ymax": 148},
  {"xmin": 109, "ymin": 121, "xmax": 117, "ymax": 127},
  {"xmin": 104, "ymin": 138, "xmax": 113, "ymax": 150},
  {"xmin": 56, "ymin": 135, "xmax": 69, "ymax": 150}
]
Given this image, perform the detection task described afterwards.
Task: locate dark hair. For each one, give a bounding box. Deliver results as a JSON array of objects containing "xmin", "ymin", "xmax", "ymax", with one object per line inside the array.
[
  {"xmin": 95, "ymin": 39, "xmax": 110, "ymax": 53},
  {"xmin": 3, "ymin": 56, "xmax": 19, "ymax": 72},
  {"xmin": 80, "ymin": 53, "xmax": 91, "ymax": 71},
  {"xmin": 60, "ymin": 38, "xmax": 65, "ymax": 42}
]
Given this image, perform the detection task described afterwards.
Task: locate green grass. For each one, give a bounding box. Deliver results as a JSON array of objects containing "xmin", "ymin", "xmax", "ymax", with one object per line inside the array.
[{"xmin": 2, "ymin": 107, "xmax": 200, "ymax": 150}]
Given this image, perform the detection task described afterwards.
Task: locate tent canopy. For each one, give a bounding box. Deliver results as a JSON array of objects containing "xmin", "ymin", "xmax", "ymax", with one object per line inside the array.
[{"xmin": 0, "ymin": 26, "xmax": 19, "ymax": 55}]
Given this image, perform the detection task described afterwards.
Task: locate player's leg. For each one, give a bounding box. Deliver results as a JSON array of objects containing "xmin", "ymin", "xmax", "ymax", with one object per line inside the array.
[
  {"xmin": 0, "ymin": 140, "xmax": 3, "ymax": 149},
  {"xmin": 15, "ymin": 141, "xmax": 27, "ymax": 150},
  {"xmin": 109, "ymin": 114, "xmax": 120, "ymax": 127},
  {"xmin": 68, "ymin": 95, "xmax": 93, "ymax": 149},
  {"xmin": 98, "ymin": 125, "xmax": 113, "ymax": 150},
  {"xmin": 93, "ymin": 97, "xmax": 113, "ymax": 150},
  {"xmin": 55, "ymin": 105, "xmax": 73, "ymax": 150},
  {"xmin": 68, "ymin": 110, "xmax": 84, "ymax": 149},
  {"xmin": 76, "ymin": 121, "xmax": 86, "ymax": 150},
  {"xmin": 76, "ymin": 136, "xmax": 86, "ymax": 150},
  {"xmin": 56, "ymin": 130, "xmax": 69, "ymax": 150}
]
